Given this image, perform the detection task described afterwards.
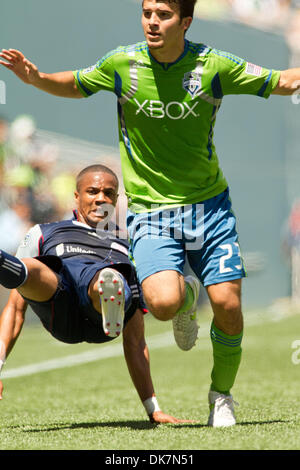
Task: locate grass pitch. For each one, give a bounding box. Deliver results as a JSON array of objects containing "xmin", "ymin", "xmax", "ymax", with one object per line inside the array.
[{"xmin": 0, "ymin": 304, "xmax": 300, "ymax": 451}]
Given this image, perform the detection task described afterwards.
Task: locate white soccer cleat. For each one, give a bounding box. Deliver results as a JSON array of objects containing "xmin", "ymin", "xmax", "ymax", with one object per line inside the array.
[
  {"xmin": 208, "ymin": 391, "xmax": 238, "ymax": 427},
  {"xmin": 98, "ymin": 268, "xmax": 125, "ymax": 338},
  {"xmin": 172, "ymin": 275, "xmax": 200, "ymax": 351}
]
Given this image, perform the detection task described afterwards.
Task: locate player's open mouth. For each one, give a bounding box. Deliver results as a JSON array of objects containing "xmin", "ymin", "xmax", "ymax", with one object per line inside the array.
[{"xmin": 148, "ymin": 32, "xmax": 161, "ymax": 38}]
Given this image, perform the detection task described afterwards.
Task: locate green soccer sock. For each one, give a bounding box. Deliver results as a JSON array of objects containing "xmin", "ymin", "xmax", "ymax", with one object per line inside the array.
[
  {"xmin": 175, "ymin": 282, "xmax": 194, "ymax": 315},
  {"xmin": 210, "ymin": 322, "xmax": 243, "ymax": 395}
]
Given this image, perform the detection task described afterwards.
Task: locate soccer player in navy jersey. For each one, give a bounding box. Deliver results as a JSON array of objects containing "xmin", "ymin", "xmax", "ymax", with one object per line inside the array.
[{"xmin": 0, "ymin": 164, "xmax": 189, "ymax": 424}]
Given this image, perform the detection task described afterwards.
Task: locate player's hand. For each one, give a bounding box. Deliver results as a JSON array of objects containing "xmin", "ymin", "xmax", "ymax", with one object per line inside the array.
[
  {"xmin": 0, "ymin": 49, "xmax": 40, "ymax": 85},
  {"xmin": 149, "ymin": 410, "xmax": 196, "ymax": 424},
  {"xmin": 0, "ymin": 380, "xmax": 3, "ymax": 400}
]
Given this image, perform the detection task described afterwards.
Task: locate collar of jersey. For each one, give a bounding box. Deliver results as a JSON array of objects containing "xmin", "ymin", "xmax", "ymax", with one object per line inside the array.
[{"xmin": 147, "ymin": 39, "xmax": 189, "ymax": 70}]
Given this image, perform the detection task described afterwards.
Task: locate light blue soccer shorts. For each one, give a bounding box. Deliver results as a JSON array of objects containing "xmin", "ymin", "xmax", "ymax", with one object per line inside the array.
[{"xmin": 127, "ymin": 188, "xmax": 246, "ymax": 286}]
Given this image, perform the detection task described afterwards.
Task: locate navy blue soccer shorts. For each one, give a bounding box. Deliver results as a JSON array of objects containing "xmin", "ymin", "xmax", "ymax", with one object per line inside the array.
[
  {"xmin": 127, "ymin": 188, "xmax": 247, "ymax": 286},
  {"xmin": 24, "ymin": 256, "xmax": 141, "ymax": 344}
]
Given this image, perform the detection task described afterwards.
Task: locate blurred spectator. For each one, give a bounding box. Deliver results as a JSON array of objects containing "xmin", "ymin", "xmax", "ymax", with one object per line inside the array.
[
  {"xmin": 228, "ymin": 0, "xmax": 291, "ymax": 30},
  {"xmin": 8, "ymin": 114, "xmax": 38, "ymax": 166},
  {"xmin": 283, "ymin": 199, "xmax": 300, "ymax": 303},
  {"xmin": 0, "ymin": 193, "xmax": 32, "ymax": 254},
  {"xmin": 194, "ymin": 1, "xmax": 300, "ymax": 67},
  {"xmin": 286, "ymin": 0, "xmax": 300, "ymax": 66},
  {"xmin": 0, "ymin": 115, "xmax": 9, "ymax": 190},
  {"xmin": 287, "ymin": 199, "xmax": 300, "ymax": 246},
  {"xmin": 50, "ymin": 171, "xmax": 76, "ymax": 219},
  {"xmin": 4, "ymin": 114, "xmax": 60, "ymax": 223},
  {"xmin": 194, "ymin": 1, "xmax": 299, "ymax": 34},
  {"xmin": 194, "ymin": 0, "xmax": 232, "ymax": 19}
]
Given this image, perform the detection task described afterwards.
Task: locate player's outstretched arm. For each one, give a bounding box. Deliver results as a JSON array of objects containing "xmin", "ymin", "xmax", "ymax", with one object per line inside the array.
[
  {"xmin": 0, "ymin": 290, "xmax": 28, "ymax": 399},
  {"xmin": 0, "ymin": 49, "xmax": 82, "ymax": 98},
  {"xmin": 272, "ymin": 68, "xmax": 300, "ymax": 96},
  {"xmin": 122, "ymin": 309, "xmax": 195, "ymax": 424}
]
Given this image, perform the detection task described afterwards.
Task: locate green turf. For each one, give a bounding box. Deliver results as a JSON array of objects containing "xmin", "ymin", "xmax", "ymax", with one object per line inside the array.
[{"xmin": 0, "ymin": 307, "xmax": 300, "ymax": 450}]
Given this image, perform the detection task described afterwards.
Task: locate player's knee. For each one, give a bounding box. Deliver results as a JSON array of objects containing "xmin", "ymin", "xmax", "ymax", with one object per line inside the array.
[
  {"xmin": 142, "ymin": 271, "xmax": 185, "ymax": 321},
  {"xmin": 218, "ymin": 297, "xmax": 241, "ymax": 313},
  {"xmin": 146, "ymin": 295, "xmax": 183, "ymax": 321}
]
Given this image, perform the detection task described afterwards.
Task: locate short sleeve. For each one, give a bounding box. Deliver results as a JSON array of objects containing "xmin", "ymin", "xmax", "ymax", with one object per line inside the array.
[
  {"xmin": 15, "ymin": 225, "xmax": 43, "ymax": 259},
  {"xmin": 209, "ymin": 49, "xmax": 281, "ymax": 99},
  {"xmin": 73, "ymin": 50, "xmax": 117, "ymax": 98}
]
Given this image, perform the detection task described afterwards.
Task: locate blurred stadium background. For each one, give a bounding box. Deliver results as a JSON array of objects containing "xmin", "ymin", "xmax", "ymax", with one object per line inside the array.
[{"xmin": 1, "ymin": 0, "xmax": 300, "ymax": 313}]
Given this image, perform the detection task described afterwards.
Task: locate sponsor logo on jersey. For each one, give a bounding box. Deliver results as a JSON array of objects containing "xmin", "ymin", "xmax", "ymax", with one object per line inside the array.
[
  {"xmin": 56, "ymin": 243, "xmax": 65, "ymax": 256},
  {"xmin": 245, "ymin": 62, "xmax": 262, "ymax": 77},
  {"xmin": 56, "ymin": 243, "xmax": 97, "ymax": 256},
  {"xmin": 20, "ymin": 233, "xmax": 31, "ymax": 247},
  {"xmin": 134, "ymin": 98, "xmax": 200, "ymax": 120},
  {"xmin": 182, "ymin": 71, "xmax": 202, "ymax": 99}
]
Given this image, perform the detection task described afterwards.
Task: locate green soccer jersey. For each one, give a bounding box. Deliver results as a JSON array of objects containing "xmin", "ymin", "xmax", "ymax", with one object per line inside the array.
[{"xmin": 73, "ymin": 40, "xmax": 280, "ymax": 212}]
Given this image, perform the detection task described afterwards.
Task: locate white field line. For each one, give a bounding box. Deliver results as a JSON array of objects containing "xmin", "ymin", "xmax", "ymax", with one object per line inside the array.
[
  {"xmin": 1, "ymin": 310, "xmax": 287, "ymax": 380},
  {"xmin": 1, "ymin": 327, "xmax": 208, "ymax": 380}
]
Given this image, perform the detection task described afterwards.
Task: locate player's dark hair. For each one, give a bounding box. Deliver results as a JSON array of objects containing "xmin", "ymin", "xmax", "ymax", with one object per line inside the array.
[
  {"xmin": 76, "ymin": 164, "xmax": 119, "ymax": 191},
  {"xmin": 176, "ymin": 0, "xmax": 198, "ymax": 19},
  {"xmin": 143, "ymin": 0, "xmax": 198, "ymax": 19}
]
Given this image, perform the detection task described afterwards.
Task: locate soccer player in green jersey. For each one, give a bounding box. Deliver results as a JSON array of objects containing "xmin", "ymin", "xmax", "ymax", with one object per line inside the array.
[{"xmin": 1, "ymin": 0, "xmax": 300, "ymax": 427}]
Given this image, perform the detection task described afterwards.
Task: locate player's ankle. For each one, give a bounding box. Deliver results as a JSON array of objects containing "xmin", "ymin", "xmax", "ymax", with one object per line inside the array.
[{"xmin": 0, "ymin": 250, "xmax": 28, "ymax": 289}]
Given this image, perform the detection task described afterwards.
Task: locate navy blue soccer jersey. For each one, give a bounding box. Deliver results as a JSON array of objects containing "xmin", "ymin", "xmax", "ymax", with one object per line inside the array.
[{"xmin": 16, "ymin": 211, "xmax": 132, "ymax": 268}]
